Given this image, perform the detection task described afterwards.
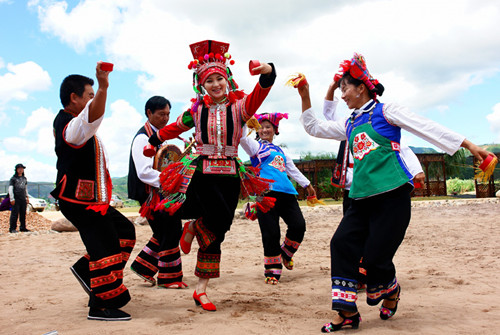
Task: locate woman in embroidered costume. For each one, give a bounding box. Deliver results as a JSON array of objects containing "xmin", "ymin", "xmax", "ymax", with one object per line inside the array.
[
  {"xmin": 240, "ymin": 112, "xmax": 315, "ymax": 285},
  {"xmin": 145, "ymin": 40, "xmax": 276, "ymax": 311},
  {"xmin": 296, "ymin": 53, "xmax": 493, "ymax": 332}
]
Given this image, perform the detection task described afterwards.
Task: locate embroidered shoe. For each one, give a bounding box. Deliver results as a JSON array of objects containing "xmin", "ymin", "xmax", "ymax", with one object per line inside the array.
[
  {"xmin": 379, "ymin": 285, "xmax": 401, "ymax": 320},
  {"xmin": 265, "ymin": 276, "xmax": 279, "ymax": 285},
  {"xmin": 321, "ymin": 312, "xmax": 361, "ymax": 332},
  {"xmin": 87, "ymin": 308, "xmax": 131, "ymax": 321}
]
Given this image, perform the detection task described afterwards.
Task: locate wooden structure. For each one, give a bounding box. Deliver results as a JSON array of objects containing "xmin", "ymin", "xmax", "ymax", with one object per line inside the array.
[
  {"xmin": 411, "ymin": 153, "xmax": 447, "ymax": 197},
  {"xmin": 293, "ymin": 153, "xmax": 449, "ymax": 199},
  {"xmin": 293, "ymin": 159, "xmax": 337, "ymax": 200},
  {"xmin": 473, "ymin": 153, "xmax": 499, "ymax": 198}
]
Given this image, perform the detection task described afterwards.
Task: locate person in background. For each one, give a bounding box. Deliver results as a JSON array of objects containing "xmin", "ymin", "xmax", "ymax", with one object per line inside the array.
[
  {"xmin": 128, "ymin": 96, "xmax": 187, "ymax": 289},
  {"xmin": 51, "ymin": 63, "xmax": 136, "ymax": 321},
  {"xmin": 9, "ymin": 163, "xmax": 29, "ymax": 233},
  {"xmin": 240, "ymin": 113, "xmax": 315, "ymax": 285}
]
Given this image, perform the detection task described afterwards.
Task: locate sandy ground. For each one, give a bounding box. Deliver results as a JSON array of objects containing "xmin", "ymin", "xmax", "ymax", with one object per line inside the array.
[{"xmin": 0, "ymin": 198, "xmax": 499, "ymax": 335}]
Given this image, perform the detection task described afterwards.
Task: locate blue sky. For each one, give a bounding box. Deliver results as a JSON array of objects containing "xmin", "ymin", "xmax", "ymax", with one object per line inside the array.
[{"xmin": 1, "ymin": 0, "xmax": 499, "ymax": 182}]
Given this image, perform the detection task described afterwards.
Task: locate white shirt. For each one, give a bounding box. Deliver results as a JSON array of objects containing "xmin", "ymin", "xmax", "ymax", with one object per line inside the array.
[
  {"xmin": 240, "ymin": 126, "xmax": 311, "ymax": 188},
  {"xmin": 301, "ymin": 101, "xmax": 465, "ymax": 155},
  {"xmin": 64, "ymin": 99, "xmax": 110, "ymax": 167},
  {"xmin": 322, "ymin": 98, "xmax": 424, "ymax": 189},
  {"xmin": 131, "ymin": 122, "xmax": 160, "ymax": 188}
]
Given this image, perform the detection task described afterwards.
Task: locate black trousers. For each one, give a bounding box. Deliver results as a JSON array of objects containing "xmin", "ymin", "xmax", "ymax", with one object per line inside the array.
[
  {"xmin": 60, "ymin": 200, "xmax": 136, "ymax": 309},
  {"xmin": 257, "ymin": 191, "xmax": 306, "ymax": 253},
  {"xmin": 330, "ymin": 184, "xmax": 411, "ymax": 311},
  {"xmin": 10, "ymin": 197, "xmax": 27, "ymax": 231},
  {"xmin": 158, "ymin": 170, "xmax": 240, "ymax": 278},
  {"xmin": 131, "ymin": 206, "xmax": 183, "ymax": 285},
  {"xmin": 177, "ymin": 171, "xmax": 241, "ymax": 254}
]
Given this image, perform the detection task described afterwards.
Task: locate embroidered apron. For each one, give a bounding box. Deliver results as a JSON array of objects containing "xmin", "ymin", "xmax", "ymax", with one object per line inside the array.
[{"xmin": 348, "ymin": 111, "xmax": 410, "ymax": 198}]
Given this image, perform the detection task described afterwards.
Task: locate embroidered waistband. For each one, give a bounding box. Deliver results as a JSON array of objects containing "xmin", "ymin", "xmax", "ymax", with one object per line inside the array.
[{"xmin": 197, "ymin": 144, "xmax": 238, "ymax": 157}]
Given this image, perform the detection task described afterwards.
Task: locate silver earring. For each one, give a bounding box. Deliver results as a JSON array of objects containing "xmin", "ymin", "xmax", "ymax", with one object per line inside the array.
[{"xmin": 356, "ymin": 94, "xmax": 360, "ymax": 98}]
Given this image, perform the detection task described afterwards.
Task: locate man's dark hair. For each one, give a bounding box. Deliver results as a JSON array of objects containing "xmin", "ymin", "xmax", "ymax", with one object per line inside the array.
[
  {"xmin": 145, "ymin": 96, "xmax": 171, "ymax": 117},
  {"xmin": 60, "ymin": 74, "xmax": 94, "ymax": 107}
]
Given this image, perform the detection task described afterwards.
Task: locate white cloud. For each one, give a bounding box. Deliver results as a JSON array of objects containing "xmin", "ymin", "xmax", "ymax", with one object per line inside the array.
[
  {"xmin": 20, "ymin": 107, "xmax": 54, "ymax": 136},
  {"xmin": 30, "ymin": 0, "xmax": 500, "ymax": 169},
  {"xmin": 486, "ymin": 103, "xmax": 500, "ymax": 142},
  {"xmin": 0, "ymin": 111, "xmax": 9, "ymax": 126},
  {"xmin": 0, "ymin": 61, "xmax": 51, "ymax": 104},
  {"xmin": 98, "ymin": 99, "xmax": 144, "ymax": 177}
]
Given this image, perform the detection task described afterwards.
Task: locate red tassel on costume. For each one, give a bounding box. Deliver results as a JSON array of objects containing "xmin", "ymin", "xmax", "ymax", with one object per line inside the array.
[
  {"xmin": 86, "ymin": 204, "xmax": 109, "ymax": 215},
  {"xmin": 139, "ymin": 191, "xmax": 159, "ymax": 220},
  {"xmin": 203, "ymin": 94, "xmax": 212, "ymax": 107},
  {"xmin": 165, "ymin": 202, "xmax": 182, "ymax": 215},
  {"xmin": 235, "ymin": 90, "xmax": 245, "ymax": 99},
  {"xmin": 255, "ymin": 196, "xmax": 276, "ymax": 213},
  {"xmin": 245, "ymin": 203, "xmax": 258, "ymax": 220},
  {"xmin": 228, "ymin": 91, "xmax": 237, "ymax": 104}
]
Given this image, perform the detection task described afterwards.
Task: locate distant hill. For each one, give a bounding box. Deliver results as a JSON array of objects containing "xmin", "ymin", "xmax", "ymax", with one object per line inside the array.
[{"xmin": 409, "ymin": 146, "xmax": 438, "ymax": 154}]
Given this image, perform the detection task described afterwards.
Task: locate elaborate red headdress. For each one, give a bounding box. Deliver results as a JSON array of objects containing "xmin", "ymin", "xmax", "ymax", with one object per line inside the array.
[
  {"xmin": 334, "ymin": 53, "xmax": 381, "ymax": 98},
  {"xmin": 187, "ymin": 40, "xmax": 243, "ymax": 105},
  {"xmin": 254, "ymin": 112, "xmax": 288, "ymax": 135}
]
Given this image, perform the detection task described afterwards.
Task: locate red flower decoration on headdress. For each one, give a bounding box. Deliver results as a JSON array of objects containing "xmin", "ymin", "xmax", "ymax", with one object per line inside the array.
[{"xmin": 333, "ymin": 53, "xmax": 380, "ymax": 97}]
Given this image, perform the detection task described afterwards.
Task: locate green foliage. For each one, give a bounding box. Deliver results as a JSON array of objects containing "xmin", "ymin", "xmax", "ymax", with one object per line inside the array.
[
  {"xmin": 300, "ymin": 151, "xmax": 336, "ymax": 160},
  {"xmin": 111, "ymin": 176, "xmax": 129, "ymax": 200},
  {"xmin": 446, "ymin": 178, "xmax": 475, "ymax": 194}
]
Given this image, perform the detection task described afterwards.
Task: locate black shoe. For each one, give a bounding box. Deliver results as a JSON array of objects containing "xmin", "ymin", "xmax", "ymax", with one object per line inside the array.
[
  {"xmin": 9, "ymin": 229, "xmax": 18, "ymax": 233},
  {"xmin": 20, "ymin": 228, "xmax": 31, "ymax": 232},
  {"xmin": 321, "ymin": 311, "xmax": 361, "ymax": 332},
  {"xmin": 70, "ymin": 266, "xmax": 91, "ymax": 296},
  {"xmin": 88, "ymin": 308, "xmax": 131, "ymax": 321}
]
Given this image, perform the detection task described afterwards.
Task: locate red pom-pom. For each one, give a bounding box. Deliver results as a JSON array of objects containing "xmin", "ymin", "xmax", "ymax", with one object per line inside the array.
[
  {"xmin": 188, "ymin": 62, "xmax": 193, "ymax": 70},
  {"xmin": 235, "ymin": 90, "xmax": 245, "ymax": 99},
  {"xmin": 209, "ymin": 52, "xmax": 214, "ymax": 58},
  {"xmin": 198, "ymin": 56, "xmax": 204, "ymax": 62},
  {"xmin": 215, "ymin": 53, "xmax": 221, "ymax": 60},
  {"xmin": 230, "ymin": 60, "xmax": 235, "ymax": 65}
]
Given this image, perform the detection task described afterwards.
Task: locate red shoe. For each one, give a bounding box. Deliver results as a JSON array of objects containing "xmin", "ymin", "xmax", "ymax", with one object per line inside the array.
[
  {"xmin": 193, "ymin": 290, "xmax": 217, "ymax": 311},
  {"xmin": 180, "ymin": 221, "xmax": 195, "ymax": 254}
]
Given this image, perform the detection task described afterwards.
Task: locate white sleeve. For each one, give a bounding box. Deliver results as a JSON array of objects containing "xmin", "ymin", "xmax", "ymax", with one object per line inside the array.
[
  {"xmin": 400, "ymin": 144, "xmax": 423, "ymax": 177},
  {"xmin": 131, "ymin": 134, "xmax": 160, "ymax": 188},
  {"xmin": 284, "ymin": 151, "xmax": 310, "ymax": 188},
  {"xmin": 384, "ymin": 103, "xmax": 465, "ymax": 155},
  {"xmin": 64, "ymin": 99, "xmax": 105, "ymax": 146},
  {"xmin": 300, "ymin": 108, "xmax": 348, "ymax": 140},
  {"xmin": 322, "ymin": 97, "xmax": 340, "ymax": 121},
  {"xmin": 239, "ymin": 126, "xmax": 261, "ymax": 157},
  {"xmin": 8, "ymin": 185, "xmax": 14, "ymax": 199}
]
